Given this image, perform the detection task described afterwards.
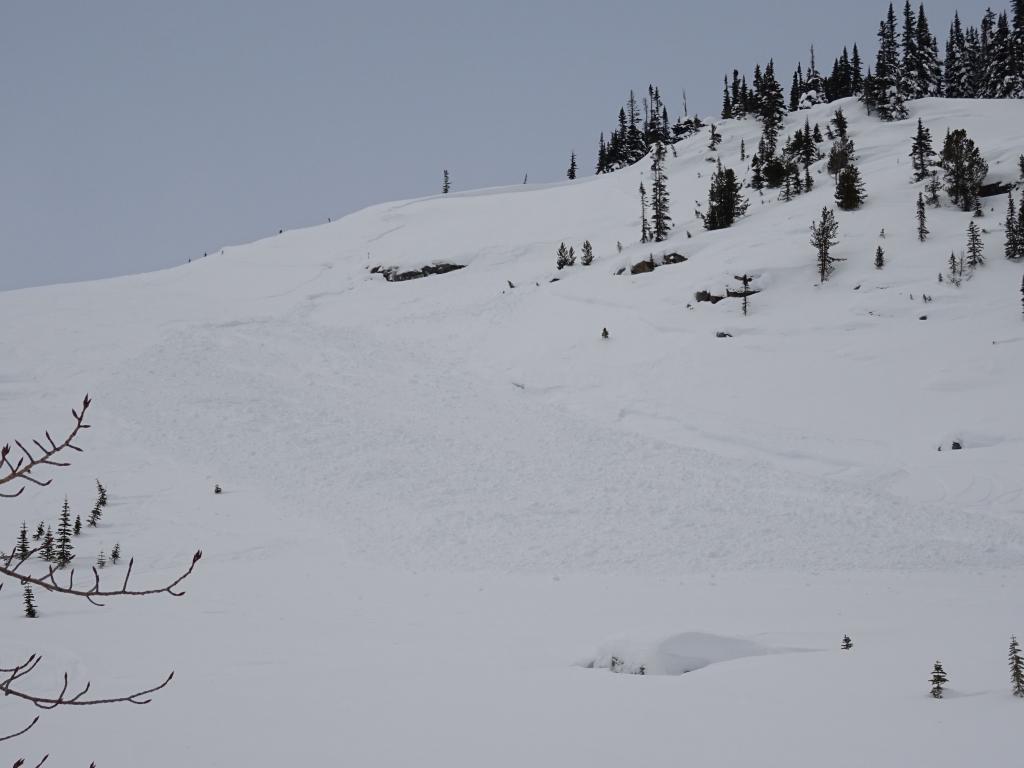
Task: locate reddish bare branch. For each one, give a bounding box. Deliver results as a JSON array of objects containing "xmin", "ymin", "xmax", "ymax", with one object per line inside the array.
[
  {"xmin": 0, "ymin": 396, "xmax": 91, "ymax": 498},
  {"xmin": 0, "ymin": 550, "xmax": 202, "ymax": 607}
]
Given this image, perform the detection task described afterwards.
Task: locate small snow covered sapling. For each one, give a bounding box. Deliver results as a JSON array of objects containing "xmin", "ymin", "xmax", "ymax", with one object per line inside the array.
[
  {"xmin": 88, "ymin": 498, "xmax": 102, "ymax": 526},
  {"xmin": 111, "ymin": 542, "xmax": 121, "ymax": 565},
  {"xmin": 930, "ymin": 661, "xmax": 948, "ymax": 698},
  {"xmin": 16, "ymin": 522, "xmax": 31, "ymax": 562},
  {"xmin": 581, "ymin": 240, "xmax": 594, "ymax": 266},
  {"xmin": 23, "ymin": 584, "xmax": 38, "ymax": 619},
  {"xmin": 1010, "ymin": 635, "xmax": 1024, "ymax": 698},
  {"xmin": 601, "ymin": 327, "xmax": 609, "ymax": 339},
  {"xmin": 841, "ymin": 634, "xmax": 853, "ymax": 650},
  {"xmin": 33, "ymin": 521, "xmax": 44, "ymax": 541},
  {"xmin": 97, "ymin": 549, "xmax": 107, "ymax": 568},
  {"xmin": 875, "ymin": 246, "xmax": 885, "ymax": 270},
  {"xmin": 74, "ymin": 514, "xmax": 82, "ymax": 536},
  {"xmin": 96, "ymin": 479, "xmax": 108, "ymax": 507}
]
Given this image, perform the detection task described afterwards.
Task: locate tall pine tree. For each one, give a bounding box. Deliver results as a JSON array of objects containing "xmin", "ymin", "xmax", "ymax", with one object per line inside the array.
[
  {"xmin": 917, "ymin": 193, "xmax": 929, "ymax": 240},
  {"xmin": 650, "ymin": 142, "xmax": 672, "ymax": 242},
  {"xmin": 909, "ymin": 118, "xmax": 935, "ymax": 181},
  {"xmin": 55, "ymin": 497, "xmax": 74, "ymax": 568}
]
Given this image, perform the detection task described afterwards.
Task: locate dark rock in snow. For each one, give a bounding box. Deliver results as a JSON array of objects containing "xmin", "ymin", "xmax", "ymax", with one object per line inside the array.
[
  {"xmin": 373, "ymin": 263, "xmax": 466, "ymax": 282},
  {"xmin": 715, "ymin": 331, "xmax": 733, "ymax": 338}
]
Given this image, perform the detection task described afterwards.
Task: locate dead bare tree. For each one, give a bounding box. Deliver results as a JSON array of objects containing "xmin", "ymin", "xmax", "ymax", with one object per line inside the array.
[{"xmin": 1, "ymin": 396, "xmax": 201, "ymax": 763}]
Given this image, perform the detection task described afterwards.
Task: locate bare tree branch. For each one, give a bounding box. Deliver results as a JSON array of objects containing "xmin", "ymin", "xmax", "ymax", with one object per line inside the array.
[
  {"xmin": 0, "ymin": 717, "xmax": 39, "ymax": 743},
  {"xmin": 0, "ymin": 396, "xmax": 91, "ymax": 498},
  {"xmin": 0, "ymin": 550, "xmax": 202, "ymax": 607}
]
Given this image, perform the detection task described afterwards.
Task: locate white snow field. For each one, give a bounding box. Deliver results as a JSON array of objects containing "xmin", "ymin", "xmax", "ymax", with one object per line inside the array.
[{"xmin": 2, "ymin": 97, "xmax": 1024, "ymax": 766}]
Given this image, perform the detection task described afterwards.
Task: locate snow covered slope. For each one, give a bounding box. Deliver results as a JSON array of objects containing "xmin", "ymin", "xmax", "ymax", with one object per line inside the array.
[{"xmin": 2, "ymin": 97, "xmax": 1023, "ymax": 766}]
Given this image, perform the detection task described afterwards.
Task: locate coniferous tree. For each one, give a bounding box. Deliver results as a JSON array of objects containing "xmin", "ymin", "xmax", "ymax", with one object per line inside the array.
[
  {"xmin": 1010, "ymin": 635, "xmax": 1024, "ymax": 697},
  {"xmin": 639, "ymin": 181, "xmax": 651, "ymax": 243},
  {"xmin": 442, "ymin": 170, "xmax": 450, "ymax": 194},
  {"xmin": 757, "ymin": 61, "xmax": 786, "ymax": 155},
  {"xmin": 966, "ymin": 220, "xmax": 984, "ymax": 267},
  {"xmin": 1006, "ymin": 193, "xmax": 1021, "ymax": 260},
  {"xmin": 581, "ymin": 240, "xmax": 594, "ymax": 266},
  {"xmin": 40, "ymin": 525, "xmax": 54, "ymax": 563},
  {"xmin": 707, "ymin": 124, "xmax": 722, "ymax": 151},
  {"xmin": 33, "ymin": 521, "xmax": 44, "ymax": 541},
  {"xmin": 567, "ymin": 151, "xmax": 577, "ymax": 180},
  {"xmin": 909, "ymin": 118, "xmax": 935, "ymax": 181},
  {"xmin": 111, "ymin": 542, "xmax": 122, "ymax": 565},
  {"xmin": 23, "ymin": 584, "xmax": 38, "ymax": 619},
  {"xmin": 941, "ymin": 129, "xmax": 988, "ymax": 211},
  {"xmin": 875, "ymin": 245, "xmax": 886, "ymax": 268},
  {"xmin": 55, "ymin": 497, "xmax": 74, "ymax": 568},
  {"xmin": 16, "ymin": 522, "xmax": 31, "ymax": 561},
  {"xmin": 801, "ymin": 47, "xmax": 826, "ymax": 108},
  {"xmin": 916, "ymin": 4, "xmax": 943, "ymax": 96},
  {"xmin": 851, "ymin": 44, "xmax": 865, "ymax": 93},
  {"xmin": 555, "ymin": 242, "xmax": 572, "ymax": 270},
  {"xmin": 1012, "ymin": 0, "xmax": 1024, "ymax": 98},
  {"xmin": 1019, "ymin": 154, "xmax": 1024, "ymax": 180},
  {"xmin": 944, "ymin": 13, "xmax": 969, "ymax": 97},
  {"xmin": 841, "ymin": 634, "xmax": 854, "ymax": 650},
  {"xmin": 650, "ymin": 142, "xmax": 672, "ymax": 242},
  {"xmin": 722, "ymin": 76, "xmax": 734, "ymax": 119},
  {"xmin": 97, "ymin": 549, "xmax": 107, "ymax": 569},
  {"xmin": 948, "ymin": 251, "xmax": 963, "ymax": 285},
  {"xmin": 811, "ymin": 207, "xmax": 842, "ymax": 282},
  {"xmin": 567, "ymin": 245, "xmax": 576, "ymax": 266},
  {"xmin": 74, "ymin": 514, "xmax": 82, "ymax": 536},
  {"xmin": 750, "ymin": 154, "xmax": 764, "ymax": 190},
  {"xmin": 835, "ymin": 165, "xmax": 867, "ymax": 210},
  {"xmin": 930, "ymin": 661, "xmax": 948, "ymax": 698},
  {"xmin": 97, "ymin": 479, "xmax": 108, "ymax": 507},
  {"xmin": 740, "ymin": 138, "xmax": 746, "ymax": 161},
  {"xmin": 926, "ymin": 169, "xmax": 942, "ymax": 206},
  {"xmin": 875, "ymin": 4, "xmax": 909, "ymax": 120},
  {"xmin": 705, "ymin": 160, "xmax": 749, "ymax": 230},
  {"xmin": 900, "ymin": 0, "xmax": 921, "ymax": 97},
  {"xmin": 917, "ymin": 193, "xmax": 929, "ymax": 241},
  {"xmin": 88, "ymin": 498, "xmax": 102, "ymax": 527}
]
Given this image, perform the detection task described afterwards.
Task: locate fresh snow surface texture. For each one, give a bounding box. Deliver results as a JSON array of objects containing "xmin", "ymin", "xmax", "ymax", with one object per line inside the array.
[{"xmin": 1, "ymin": 97, "xmax": 1023, "ymax": 766}]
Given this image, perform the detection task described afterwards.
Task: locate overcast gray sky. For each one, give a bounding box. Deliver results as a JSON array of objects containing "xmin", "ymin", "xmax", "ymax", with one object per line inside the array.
[{"xmin": 0, "ymin": 0, "xmax": 993, "ymax": 290}]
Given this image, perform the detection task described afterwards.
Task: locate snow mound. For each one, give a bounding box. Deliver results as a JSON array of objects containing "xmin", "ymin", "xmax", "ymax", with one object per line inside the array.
[{"xmin": 581, "ymin": 632, "xmax": 802, "ymax": 676}]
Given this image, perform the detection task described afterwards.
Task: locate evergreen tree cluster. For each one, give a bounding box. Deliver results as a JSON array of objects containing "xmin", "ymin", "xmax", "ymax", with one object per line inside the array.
[
  {"xmin": 940, "ymin": 128, "xmax": 988, "ymax": 211},
  {"xmin": 704, "ymin": 160, "xmax": 750, "ymax": 230},
  {"xmin": 587, "ymin": 1, "xmax": 1023, "ymax": 180},
  {"xmin": 555, "ymin": 240, "xmax": 596, "ymax": 269}
]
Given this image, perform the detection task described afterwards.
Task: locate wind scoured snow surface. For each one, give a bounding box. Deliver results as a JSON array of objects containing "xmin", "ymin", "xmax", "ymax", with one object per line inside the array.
[{"xmin": 2, "ymin": 97, "xmax": 1024, "ymax": 766}]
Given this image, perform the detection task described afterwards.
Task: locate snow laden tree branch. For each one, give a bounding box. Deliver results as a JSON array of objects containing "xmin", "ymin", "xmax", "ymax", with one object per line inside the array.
[{"xmin": 1, "ymin": 397, "xmax": 201, "ymax": 761}]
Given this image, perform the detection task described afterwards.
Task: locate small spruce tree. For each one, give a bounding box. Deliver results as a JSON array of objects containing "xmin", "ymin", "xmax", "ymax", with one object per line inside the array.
[
  {"xmin": 567, "ymin": 151, "xmax": 577, "ymax": 180},
  {"xmin": 930, "ymin": 660, "xmax": 948, "ymax": 698},
  {"xmin": 74, "ymin": 514, "xmax": 82, "ymax": 536},
  {"xmin": 581, "ymin": 240, "xmax": 594, "ymax": 266},
  {"xmin": 55, "ymin": 496, "xmax": 75, "ymax": 568},
  {"xmin": 23, "ymin": 584, "xmax": 38, "ymax": 619},
  {"xmin": 88, "ymin": 499, "xmax": 102, "ymax": 526},
  {"xmin": 841, "ymin": 634, "xmax": 853, "ymax": 650},
  {"xmin": 555, "ymin": 242, "xmax": 572, "ymax": 270},
  {"xmin": 442, "ymin": 170, "xmax": 450, "ymax": 194},
  {"xmin": 111, "ymin": 542, "xmax": 121, "ymax": 565},
  {"xmin": 835, "ymin": 165, "xmax": 867, "ymax": 210},
  {"xmin": 916, "ymin": 193, "xmax": 929, "ymax": 241},
  {"xmin": 1005, "ymin": 194, "xmax": 1021, "ymax": 260},
  {"xmin": 926, "ymin": 170, "xmax": 942, "ymax": 207},
  {"xmin": 97, "ymin": 549, "xmax": 107, "ymax": 568},
  {"xmin": 875, "ymin": 245, "xmax": 885, "ymax": 269},
  {"xmin": 810, "ymin": 207, "xmax": 842, "ymax": 282},
  {"xmin": 33, "ymin": 521, "xmax": 44, "ymax": 541},
  {"xmin": 1009, "ymin": 635, "xmax": 1024, "ymax": 697},
  {"xmin": 639, "ymin": 182, "xmax": 651, "ymax": 243},
  {"xmin": 97, "ymin": 479, "xmax": 108, "ymax": 507},
  {"xmin": 16, "ymin": 522, "xmax": 31, "ymax": 561},
  {"xmin": 40, "ymin": 525, "xmax": 54, "ymax": 562},
  {"xmin": 966, "ymin": 221, "xmax": 984, "ymax": 268},
  {"xmin": 909, "ymin": 118, "xmax": 934, "ymax": 182}
]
